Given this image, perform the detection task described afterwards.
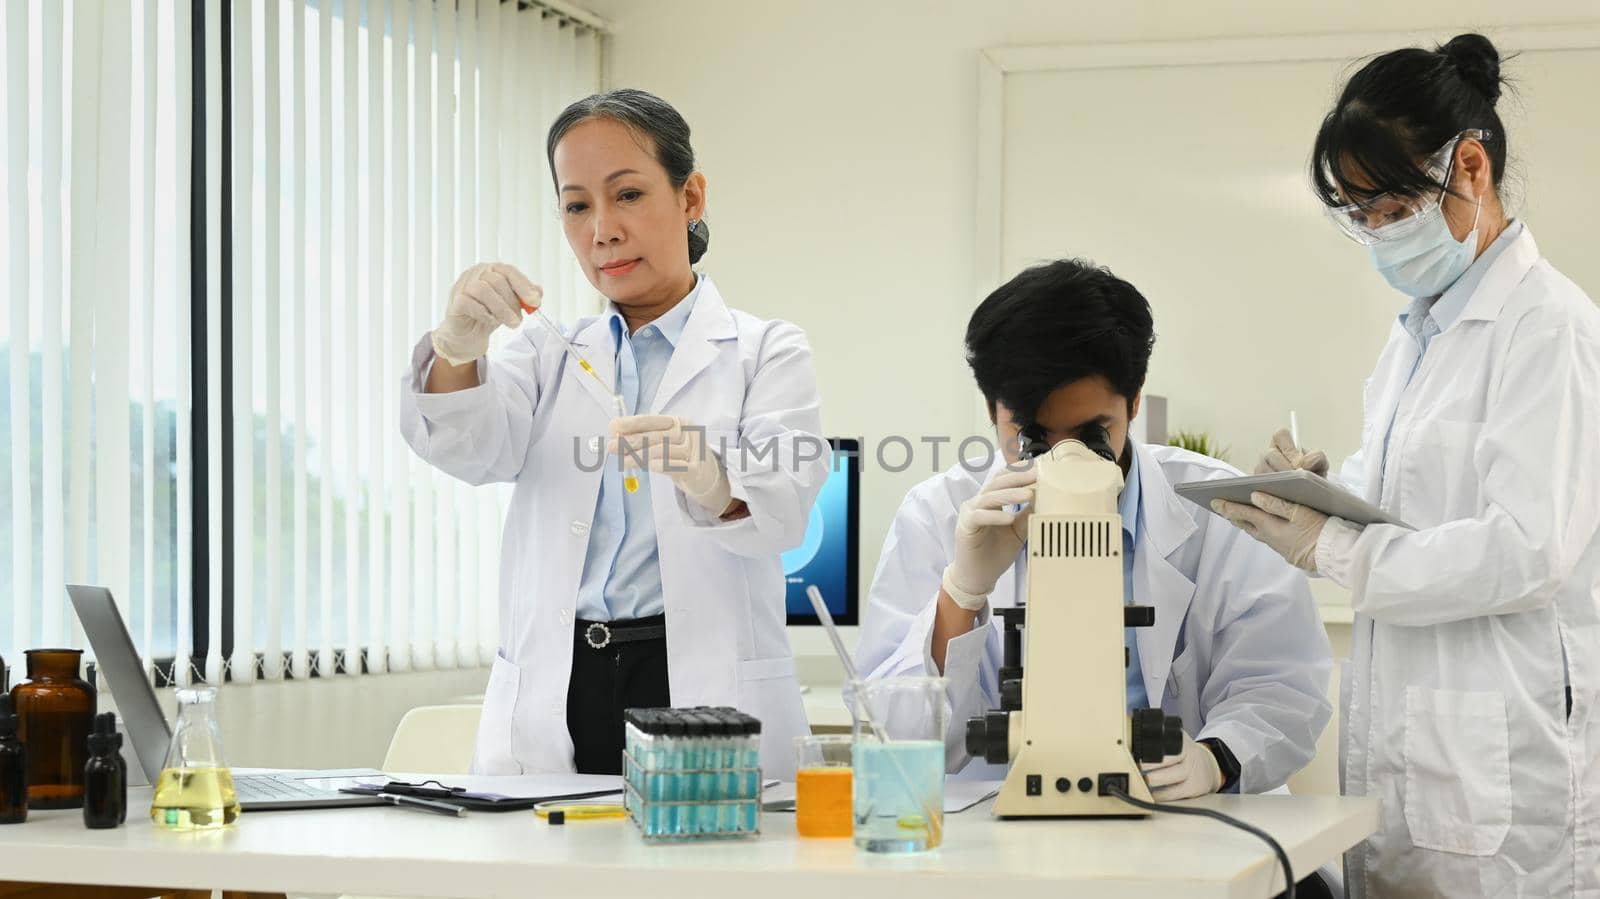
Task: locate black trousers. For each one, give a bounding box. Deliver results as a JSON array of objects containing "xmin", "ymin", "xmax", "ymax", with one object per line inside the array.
[{"xmin": 566, "ymin": 615, "xmax": 671, "ymax": 775}]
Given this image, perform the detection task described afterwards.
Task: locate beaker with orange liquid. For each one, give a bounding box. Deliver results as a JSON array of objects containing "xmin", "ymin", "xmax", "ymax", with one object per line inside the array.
[{"xmin": 795, "ymin": 735, "xmax": 853, "ymax": 838}]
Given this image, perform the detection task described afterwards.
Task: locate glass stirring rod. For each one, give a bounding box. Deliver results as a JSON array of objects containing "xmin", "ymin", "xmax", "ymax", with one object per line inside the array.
[{"xmin": 526, "ymin": 304, "xmax": 640, "ymax": 493}]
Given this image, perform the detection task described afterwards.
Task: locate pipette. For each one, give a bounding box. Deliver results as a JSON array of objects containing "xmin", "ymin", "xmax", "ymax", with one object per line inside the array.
[{"xmin": 526, "ymin": 303, "xmax": 639, "ymax": 493}]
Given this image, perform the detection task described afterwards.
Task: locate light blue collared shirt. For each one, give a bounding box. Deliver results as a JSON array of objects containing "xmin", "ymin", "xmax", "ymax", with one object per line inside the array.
[
  {"xmin": 574, "ymin": 276, "xmax": 703, "ymax": 622},
  {"xmin": 1378, "ymin": 221, "xmax": 1524, "ymax": 477},
  {"xmin": 1119, "ymin": 443, "xmax": 1149, "ymax": 711}
]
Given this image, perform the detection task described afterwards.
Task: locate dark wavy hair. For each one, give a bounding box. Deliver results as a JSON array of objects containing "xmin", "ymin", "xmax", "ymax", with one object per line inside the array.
[{"xmin": 966, "ymin": 258, "xmax": 1156, "ymax": 422}]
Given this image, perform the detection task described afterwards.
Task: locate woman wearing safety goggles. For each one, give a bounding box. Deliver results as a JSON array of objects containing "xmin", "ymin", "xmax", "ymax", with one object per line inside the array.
[
  {"xmin": 1324, "ymin": 126, "xmax": 1492, "ymax": 297},
  {"xmin": 1211, "ymin": 32, "xmax": 1600, "ymax": 899}
]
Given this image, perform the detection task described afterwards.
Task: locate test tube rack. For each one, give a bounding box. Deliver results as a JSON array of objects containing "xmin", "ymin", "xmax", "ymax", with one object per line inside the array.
[{"xmin": 622, "ymin": 707, "xmax": 763, "ymax": 842}]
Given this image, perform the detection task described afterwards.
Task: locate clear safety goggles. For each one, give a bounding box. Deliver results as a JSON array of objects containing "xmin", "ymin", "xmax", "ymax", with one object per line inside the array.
[{"xmin": 1324, "ymin": 129, "xmax": 1492, "ymax": 245}]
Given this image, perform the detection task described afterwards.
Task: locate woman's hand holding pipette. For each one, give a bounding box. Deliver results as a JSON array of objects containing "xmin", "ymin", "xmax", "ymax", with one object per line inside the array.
[
  {"xmin": 608, "ymin": 415, "xmax": 736, "ymax": 516},
  {"xmin": 431, "ymin": 262, "xmax": 544, "ymax": 366}
]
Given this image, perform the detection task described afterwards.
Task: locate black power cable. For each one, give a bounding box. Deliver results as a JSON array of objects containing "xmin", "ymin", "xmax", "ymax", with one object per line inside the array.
[{"xmin": 1103, "ymin": 784, "xmax": 1295, "ymax": 899}]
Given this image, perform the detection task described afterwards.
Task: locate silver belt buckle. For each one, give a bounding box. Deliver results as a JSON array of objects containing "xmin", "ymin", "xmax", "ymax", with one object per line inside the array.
[{"xmin": 584, "ymin": 622, "xmax": 613, "ymax": 650}]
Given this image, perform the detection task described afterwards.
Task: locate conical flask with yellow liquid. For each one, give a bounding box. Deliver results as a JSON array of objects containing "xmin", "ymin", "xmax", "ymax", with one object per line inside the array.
[{"xmin": 150, "ymin": 687, "xmax": 240, "ymax": 830}]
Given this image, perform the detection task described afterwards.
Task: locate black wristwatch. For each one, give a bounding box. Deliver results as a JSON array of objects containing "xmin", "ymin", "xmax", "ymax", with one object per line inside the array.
[{"xmin": 1199, "ymin": 737, "xmax": 1241, "ymax": 791}]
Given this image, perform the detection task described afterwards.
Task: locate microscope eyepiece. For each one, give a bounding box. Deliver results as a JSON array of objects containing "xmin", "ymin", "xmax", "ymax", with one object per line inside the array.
[
  {"xmin": 1018, "ymin": 424, "xmax": 1052, "ymax": 460},
  {"xmin": 1019, "ymin": 422, "xmax": 1116, "ymax": 463},
  {"xmin": 1076, "ymin": 423, "xmax": 1117, "ymax": 464}
]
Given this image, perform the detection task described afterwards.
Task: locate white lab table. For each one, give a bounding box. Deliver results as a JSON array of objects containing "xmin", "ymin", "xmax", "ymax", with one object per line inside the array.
[{"xmin": 0, "ymin": 784, "xmax": 1375, "ymax": 899}]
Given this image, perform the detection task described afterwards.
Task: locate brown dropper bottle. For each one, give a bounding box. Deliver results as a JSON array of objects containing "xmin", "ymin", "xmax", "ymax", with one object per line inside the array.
[
  {"xmin": 84, "ymin": 712, "xmax": 126, "ymax": 828},
  {"xmin": 0, "ymin": 694, "xmax": 26, "ymax": 823}
]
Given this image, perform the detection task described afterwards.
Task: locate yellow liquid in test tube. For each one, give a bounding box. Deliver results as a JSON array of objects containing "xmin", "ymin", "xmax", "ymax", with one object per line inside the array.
[
  {"xmin": 537, "ymin": 316, "xmax": 636, "ymax": 493},
  {"xmin": 614, "ymin": 393, "xmax": 639, "ymax": 493}
]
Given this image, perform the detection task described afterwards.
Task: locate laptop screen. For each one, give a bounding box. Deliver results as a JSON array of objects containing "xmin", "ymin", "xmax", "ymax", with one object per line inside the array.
[{"xmin": 67, "ymin": 585, "xmax": 172, "ymax": 784}]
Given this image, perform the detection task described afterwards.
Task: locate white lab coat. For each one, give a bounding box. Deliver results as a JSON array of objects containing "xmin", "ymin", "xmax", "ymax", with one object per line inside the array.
[
  {"xmin": 855, "ymin": 442, "xmax": 1333, "ymax": 791},
  {"xmin": 400, "ymin": 277, "xmax": 827, "ymax": 779},
  {"xmin": 1316, "ymin": 226, "xmax": 1600, "ymax": 898}
]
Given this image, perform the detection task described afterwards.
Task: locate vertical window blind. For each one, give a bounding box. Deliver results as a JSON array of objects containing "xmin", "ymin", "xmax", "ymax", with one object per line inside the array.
[
  {"xmin": 2, "ymin": 0, "xmax": 193, "ymax": 679},
  {"xmin": 2, "ymin": 0, "xmax": 604, "ymax": 686}
]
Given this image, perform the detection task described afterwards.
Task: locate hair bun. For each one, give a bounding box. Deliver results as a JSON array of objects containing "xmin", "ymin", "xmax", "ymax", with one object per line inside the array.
[
  {"xmin": 687, "ymin": 218, "xmax": 711, "ymax": 265},
  {"xmin": 1439, "ymin": 33, "xmax": 1503, "ymax": 103}
]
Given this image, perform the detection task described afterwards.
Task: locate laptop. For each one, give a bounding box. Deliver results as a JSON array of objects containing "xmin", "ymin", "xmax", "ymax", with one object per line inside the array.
[{"xmin": 68, "ymin": 584, "xmax": 388, "ymax": 811}]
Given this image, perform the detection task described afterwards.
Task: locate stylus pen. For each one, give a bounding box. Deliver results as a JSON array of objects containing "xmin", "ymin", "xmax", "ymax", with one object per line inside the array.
[
  {"xmin": 379, "ymin": 793, "xmax": 466, "ymax": 817},
  {"xmin": 1290, "ymin": 410, "xmax": 1301, "ymax": 448}
]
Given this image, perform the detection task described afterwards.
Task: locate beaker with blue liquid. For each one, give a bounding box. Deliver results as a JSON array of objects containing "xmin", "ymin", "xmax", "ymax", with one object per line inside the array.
[{"xmin": 851, "ymin": 676, "xmax": 946, "ymax": 853}]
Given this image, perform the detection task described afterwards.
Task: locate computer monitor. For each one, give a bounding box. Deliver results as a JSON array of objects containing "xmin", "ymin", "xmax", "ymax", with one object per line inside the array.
[{"xmin": 783, "ymin": 438, "xmax": 860, "ymax": 626}]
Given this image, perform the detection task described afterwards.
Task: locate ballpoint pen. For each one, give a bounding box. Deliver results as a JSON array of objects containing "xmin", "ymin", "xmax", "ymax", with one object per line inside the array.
[{"xmin": 378, "ymin": 793, "xmax": 466, "ymax": 817}]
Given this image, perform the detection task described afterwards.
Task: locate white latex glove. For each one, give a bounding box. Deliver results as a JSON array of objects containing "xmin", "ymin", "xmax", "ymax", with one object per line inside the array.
[
  {"xmin": 1140, "ymin": 730, "xmax": 1223, "ymax": 802},
  {"xmin": 1253, "ymin": 428, "xmax": 1329, "ymax": 477},
  {"xmin": 941, "ymin": 463, "xmax": 1037, "ymax": 611},
  {"xmin": 431, "ymin": 262, "xmax": 543, "ymax": 366},
  {"xmin": 608, "ymin": 415, "xmax": 734, "ymax": 516},
  {"xmin": 1210, "ymin": 491, "xmax": 1329, "ymax": 573}
]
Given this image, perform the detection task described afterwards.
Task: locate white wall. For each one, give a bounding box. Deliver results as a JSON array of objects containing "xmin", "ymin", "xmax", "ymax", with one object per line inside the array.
[
  {"xmin": 584, "ymin": 0, "xmax": 1600, "ymax": 610},
  {"xmin": 997, "ymin": 39, "xmax": 1600, "ymax": 483}
]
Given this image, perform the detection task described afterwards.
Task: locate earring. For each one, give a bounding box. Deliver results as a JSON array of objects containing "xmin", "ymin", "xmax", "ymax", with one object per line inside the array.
[{"xmin": 688, "ymin": 219, "xmax": 701, "ymax": 230}]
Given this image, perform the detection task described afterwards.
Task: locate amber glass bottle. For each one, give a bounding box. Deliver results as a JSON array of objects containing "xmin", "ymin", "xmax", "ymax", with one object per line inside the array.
[{"xmin": 11, "ymin": 649, "xmax": 97, "ymax": 809}]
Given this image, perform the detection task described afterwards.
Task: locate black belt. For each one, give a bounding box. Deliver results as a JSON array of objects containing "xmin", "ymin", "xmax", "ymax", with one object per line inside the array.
[{"xmin": 575, "ymin": 615, "xmax": 666, "ymax": 650}]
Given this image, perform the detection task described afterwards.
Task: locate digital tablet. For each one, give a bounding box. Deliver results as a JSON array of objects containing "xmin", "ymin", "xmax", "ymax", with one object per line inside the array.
[{"xmin": 1174, "ymin": 469, "xmax": 1412, "ymax": 529}]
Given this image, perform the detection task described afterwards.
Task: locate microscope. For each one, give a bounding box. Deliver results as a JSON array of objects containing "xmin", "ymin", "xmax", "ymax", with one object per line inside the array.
[{"xmin": 965, "ymin": 425, "xmax": 1184, "ymax": 817}]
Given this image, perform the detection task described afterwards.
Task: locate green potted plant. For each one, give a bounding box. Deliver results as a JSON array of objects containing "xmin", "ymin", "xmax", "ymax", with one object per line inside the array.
[{"xmin": 1168, "ymin": 430, "xmax": 1230, "ymax": 465}]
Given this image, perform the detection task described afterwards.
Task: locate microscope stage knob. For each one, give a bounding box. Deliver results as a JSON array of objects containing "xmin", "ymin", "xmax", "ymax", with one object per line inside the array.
[
  {"xmin": 964, "ymin": 711, "xmax": 1012, "ymax": 765},
  {"xmin": 1129, "ymin": 708, "xmax": 1169, "ymax": 764},
  {"xmin": 1162, "ymin": 714, "xmax": 1185, "ymax": 756},
  {"xmin": 999, "ymin": 678, "xmax": 1023, "ymax": 712}
]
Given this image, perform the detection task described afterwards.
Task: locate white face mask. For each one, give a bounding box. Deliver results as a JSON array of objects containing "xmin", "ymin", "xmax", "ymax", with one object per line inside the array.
[{"xmin": 1367, "ymin": 193, "xmax": 1482, "ymax": 298}]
